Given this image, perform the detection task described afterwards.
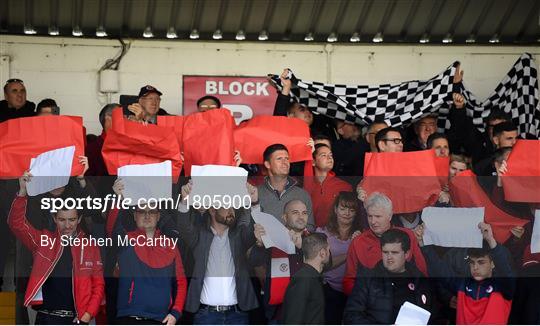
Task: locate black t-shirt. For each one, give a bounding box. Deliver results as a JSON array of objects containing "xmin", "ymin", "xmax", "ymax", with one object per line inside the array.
[
  {"xmin": 41, "ymin": 245, "xmax": 76, "ymax": 312},
  {"xmin": 0, "ymin": 100, "xmax": 36, "ymax": 123}
]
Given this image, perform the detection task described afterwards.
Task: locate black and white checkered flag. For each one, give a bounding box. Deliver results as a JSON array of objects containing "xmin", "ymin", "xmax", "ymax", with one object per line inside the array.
[
  {"xmin": 448, "ymin": 53, "xmax": 538, "ymax": 139},
  {"xmin": 270, "ymin": 53, "xmax": 539, "ymax": 139},
  {"xmin": 270, "ymin": 63, "xmax": 458, "ymax": 128}
]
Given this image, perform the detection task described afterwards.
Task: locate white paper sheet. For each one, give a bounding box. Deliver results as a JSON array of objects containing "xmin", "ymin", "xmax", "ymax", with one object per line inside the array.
[
  {"xmin": 27, "ymin": 146, "xmax": 75, "ymax": 196},
  {"xmin": 395, "ymin": 301, "xmax": 431, "ymax": 325},
  {"xmin": 117, "ymin": 161, "xmax": 172, "ymax": 206},
  {"xmin": 190, "ymin": 165, "xmax": 248, "ymax": 208},
  {"xmin": 252, "ymin": 208, "xmax": 296, "ymax": 255},
  {"xmin": 531, "ymin": 210, "xmax": 540, "ymax": 254},
  {"xmin": 422, "ymin": 207, "xmax": 484, "ymax": 248}
]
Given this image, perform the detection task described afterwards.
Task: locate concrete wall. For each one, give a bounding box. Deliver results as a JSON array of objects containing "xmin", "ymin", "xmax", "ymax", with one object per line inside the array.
[{"xmin": 1, "ymin": 35, "xmax": 539, "ymax": 134}]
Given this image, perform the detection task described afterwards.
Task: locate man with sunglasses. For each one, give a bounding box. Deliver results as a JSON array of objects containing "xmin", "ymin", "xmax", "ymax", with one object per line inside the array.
[
  {"xmin": 0, "ymin": 78, "xmax": 36, "ymax": 123},
  {"xmin": 197, "ymin": 95, "xmax": 222, "ymax": 112}
]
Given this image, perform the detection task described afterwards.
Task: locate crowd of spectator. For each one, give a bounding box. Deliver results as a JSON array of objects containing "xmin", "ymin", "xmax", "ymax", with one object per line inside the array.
[{"xmin": 0, "ymin": 67, "xmax": 539, "ymax": 326}]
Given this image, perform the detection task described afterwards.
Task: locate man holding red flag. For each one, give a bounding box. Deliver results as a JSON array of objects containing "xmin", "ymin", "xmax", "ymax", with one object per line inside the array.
[{"xmin": 127, "ymin": 85, "xmax": 170, "ymax": 124}]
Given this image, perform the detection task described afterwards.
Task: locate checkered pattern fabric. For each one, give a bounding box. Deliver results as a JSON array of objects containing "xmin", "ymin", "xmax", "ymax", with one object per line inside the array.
[
  {"xmin": 441, "ymin": 53, "xmax": 539, "ymax": 138},
  {"xmin": 270, "ymin": 53, "xmax": 539, "ymax": 138}
]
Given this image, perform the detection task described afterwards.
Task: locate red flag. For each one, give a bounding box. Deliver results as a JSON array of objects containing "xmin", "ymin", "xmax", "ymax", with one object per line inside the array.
[
  {"xmin": 502, "ymin": 140, "xmax": 540, "ymax": 203},
  {"xmin": 450, "ymin": 170, "xmax": 528, "ymax": 243},
  {"xmin": 102, "ymin": 108, "xmax": 182, "ymax": 181},
  {"xmin": 0, "ymin": 115, "xmax": 85, "ymax": 178},
  {"xmin": 361, "ymin": 150, "xmax": 446, "ymax": 213},
  {"xmin": 182, "ymin": 109, "xmax": 235, "ymax": 175},
  {"xmin": 234, "ymin": 116, "xmax": 312, "ymax": 164},
  {"xmin": 157, "ymin": 115, "xmax": 184, "ymax": 152}
]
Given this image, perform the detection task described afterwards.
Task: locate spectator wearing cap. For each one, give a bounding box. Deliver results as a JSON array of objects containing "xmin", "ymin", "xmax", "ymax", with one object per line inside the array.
[
  {"xmin": 196, "ymin": 95, "xmax": 222, "ymax": 112},
  {"xmin": 128, "ymin": 85, "xmax": 170, "ymax": 124},
  {"xmin": 36, "ymin": 98, "xmax": 59, "ymax": 116},
  {"xmin": 0, "ymin": 78, "xmax": 36, "ymax": 123}
]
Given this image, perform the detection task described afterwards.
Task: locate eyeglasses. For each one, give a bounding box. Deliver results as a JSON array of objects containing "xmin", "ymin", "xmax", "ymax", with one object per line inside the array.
[
  {"xmin": 5, "ymin": 78, "xmax": 24, "ymax": 85},
  {"xmin": 199, "ymin": 104, "xmax": 218, "ymax": 109},
  {"xmin": 382, "ymin": 138, "xmax": 403, "ymax": 144}
]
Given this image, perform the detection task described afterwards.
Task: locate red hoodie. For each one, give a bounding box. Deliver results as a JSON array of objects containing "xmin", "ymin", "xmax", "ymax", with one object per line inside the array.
[{"xmin": 303, "ymin": 172, "xmax": 352, "ymax": 227}]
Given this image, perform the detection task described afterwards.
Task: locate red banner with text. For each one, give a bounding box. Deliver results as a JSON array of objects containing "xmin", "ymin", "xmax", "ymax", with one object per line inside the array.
[{"xmin": 182, "ymin": 76, "xmax": 277, "ymax": 124}]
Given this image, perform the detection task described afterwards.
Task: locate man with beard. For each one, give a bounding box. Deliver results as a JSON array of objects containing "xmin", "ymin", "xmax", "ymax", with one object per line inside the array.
[
  {"xmin": 282, "ymin": 233, "xmax": 331, "ymax": 324},
  {"xmin": 177, "ymin": 181, "xmax": 259, "ymax": 325},
  {"xmin": 251, "ymin": 199, "xmax": 310, "ymax": 323}
]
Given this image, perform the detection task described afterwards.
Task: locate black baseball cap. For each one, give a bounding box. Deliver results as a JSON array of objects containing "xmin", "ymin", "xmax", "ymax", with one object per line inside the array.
[{"xmin": 138, "ymin": 85, "xmax": 163, "ymax": 98}]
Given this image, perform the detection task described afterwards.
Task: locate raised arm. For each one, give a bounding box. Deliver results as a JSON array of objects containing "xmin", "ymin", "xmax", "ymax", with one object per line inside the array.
[
  {"xmin": 176, "ymin": 181, "xmax": 200, "ymax": 248},
  {"xmin": 7, "ymin": 172, "xmax": 44, "ymax": 252}
]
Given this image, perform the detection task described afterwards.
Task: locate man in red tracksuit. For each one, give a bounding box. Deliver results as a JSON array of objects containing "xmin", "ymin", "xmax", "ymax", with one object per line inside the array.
[
  {"xmin": 420, "ymin": 222, "xmax": 515, "ymax": 324},
  {"xmin": 8, "ymin": 172, "xmax": 104, "ymax": 324},
  {"xmin": 343, "ymin": 192, "xmax": 427, "ymax": 295}
]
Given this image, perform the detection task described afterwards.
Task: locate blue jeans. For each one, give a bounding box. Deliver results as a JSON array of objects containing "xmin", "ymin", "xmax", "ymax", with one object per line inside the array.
[{"xmin": 193, "ymin": 306, "xmax": 249, "ymax": 325}]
